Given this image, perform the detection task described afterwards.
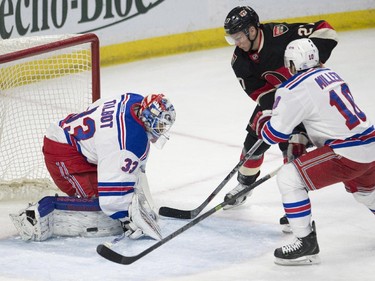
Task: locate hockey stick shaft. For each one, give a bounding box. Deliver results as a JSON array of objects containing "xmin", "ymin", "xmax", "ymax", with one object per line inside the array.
[
  {"xmin": 97, "ymin": 165, "xmax": 281, "ymax": 265},
  {"xmin": 158, "ymin": 139, "xmax": 264, "ymax": 219}
]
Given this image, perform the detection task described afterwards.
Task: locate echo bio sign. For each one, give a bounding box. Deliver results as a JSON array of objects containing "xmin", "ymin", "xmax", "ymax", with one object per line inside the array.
[
  {"xmin": 0, "ymin": 0, "xmax": 165, "ymax": 40},
  {"xmin": 1, "ymin": 0, "xmax": 371, "ymax": 46}
]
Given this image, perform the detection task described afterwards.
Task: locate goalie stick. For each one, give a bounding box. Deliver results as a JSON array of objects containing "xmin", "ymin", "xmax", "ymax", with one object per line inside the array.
[
  {"xmin": 96, "ymin": 165, "xmax": 281, "ymax": 265},
  {"xmin": 158, "ymin": 139, "xmax": 264, "ymax": 219}
]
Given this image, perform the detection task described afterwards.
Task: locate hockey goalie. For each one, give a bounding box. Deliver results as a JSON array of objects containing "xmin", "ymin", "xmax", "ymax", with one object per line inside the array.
[{"xmin": 10, "ymin": 93, "xmax": 176, "ymax": 242}]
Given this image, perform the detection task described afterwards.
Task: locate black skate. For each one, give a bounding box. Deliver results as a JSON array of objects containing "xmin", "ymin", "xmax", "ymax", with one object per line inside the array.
[
  {"xmin": 274, "ymin": 222, "xmax": 320, "ymax": 265},
  {"xmin": 223, "ymin": 183, "xmax": 252, "ymax": 210},
  {"xmin": 223, "ymin": 171, "xmax": 260, "ymax": 210}
]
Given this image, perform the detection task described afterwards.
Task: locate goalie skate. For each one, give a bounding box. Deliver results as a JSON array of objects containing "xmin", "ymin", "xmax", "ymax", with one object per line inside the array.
[{"xmin": 274, "ymin": 222, "xmax": 320, "ymax": 266}]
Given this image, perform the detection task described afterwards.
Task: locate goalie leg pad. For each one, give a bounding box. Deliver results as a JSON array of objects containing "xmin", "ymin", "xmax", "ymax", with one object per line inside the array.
[
  {"xmin": 10, "ymin": 196, "xmax": 123, "ymax": 241},
  {"xmin": 53, "ymin": 209, "xmax": 122, "ymax": 237},
  {"xmin": 9, "ymin": 203, "xmax": 54, "ymax": 241}
]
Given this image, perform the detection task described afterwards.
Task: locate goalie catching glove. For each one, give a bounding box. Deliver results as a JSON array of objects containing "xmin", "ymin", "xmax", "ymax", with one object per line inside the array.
[{"xmin": 121, "ymin": 193, "xmax": 162, "ymax": 240}]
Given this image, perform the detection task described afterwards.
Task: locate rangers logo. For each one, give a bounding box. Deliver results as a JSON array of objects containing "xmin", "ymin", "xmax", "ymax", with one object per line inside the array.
[{"xmin": 273, "ymin": 24, "xmax": 289, "ymax": 37}]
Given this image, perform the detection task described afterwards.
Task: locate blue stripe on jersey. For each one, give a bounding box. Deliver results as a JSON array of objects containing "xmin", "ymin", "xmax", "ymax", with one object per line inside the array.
[
  {"xmin": 99, "ymin": 191, "xmax": 133, "ymax": 197},
  {"xmin": 63, "ymin": 129, "xmax": 84, "ymax": 155},
  {"xmin": 280, "ymin": 68, "xmax": 326, "ymax": 90},
  {"xmin": 261, "ymin": 130, "xmax": 276, "ymax": 145},
  {"xmin": 116, "ymin": 94, "xmax": 128, "ymax": 150},
  {"xmin": 262, "ymin": 121, "xmax": 290, "ymax": 144},
  {"xmin": 98, "ymin": 181, "xmax": 135, "ymax": 197},
  {"xmin": 115, "ymin": 93, "xmax": 149, "ymax": 159},
  {"xmin": 75, "ymin": 139, "xmax": 83, "ymax": 155},
  {"xmin": 110, "ymin": 210, "xmax": 129, "ymax": 220},
  {"xmin": 325, "ymin": 126, "xmax": 375, "ymax": 149}
]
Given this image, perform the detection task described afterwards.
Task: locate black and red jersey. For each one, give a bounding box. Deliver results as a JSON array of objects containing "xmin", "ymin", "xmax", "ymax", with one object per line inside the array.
[{"xmin": 231, "ymin": 20, "xmax": 338, "ymax": 103}]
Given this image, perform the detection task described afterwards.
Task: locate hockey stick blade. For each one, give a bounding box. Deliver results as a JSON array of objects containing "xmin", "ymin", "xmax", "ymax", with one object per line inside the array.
[
  {"xmin": 96, "ymin": 165, "xmax": 281, "ymax": 265},
  {"xmin": 159, "ymin": 139, "xmax": 264, "ymax": 219},
  {"xmin": 158, "ymin": 207, "xmax": 194, "ymax": 219},
  {"xmin": 158, "ymin": 193, "xmax": 214, "ymax": 219}
]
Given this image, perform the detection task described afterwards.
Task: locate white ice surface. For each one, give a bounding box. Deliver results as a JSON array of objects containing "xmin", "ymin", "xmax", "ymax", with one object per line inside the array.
[{"xmin": 0, "ymin": 29, "xmax": 375, "ymax": 281}]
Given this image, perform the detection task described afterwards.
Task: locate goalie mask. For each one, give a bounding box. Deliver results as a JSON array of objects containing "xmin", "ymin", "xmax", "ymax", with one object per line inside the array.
[
  {"xmin": 284, "ymin": 38, "xmax": 320, "ymax": 72},
  {"xmin": 139, "ymin": 94, "xmax": 176, "ymax": 149}
]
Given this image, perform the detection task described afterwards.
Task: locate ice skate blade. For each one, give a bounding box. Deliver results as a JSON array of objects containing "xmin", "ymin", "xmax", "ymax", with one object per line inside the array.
[
  {"xmin": 274, "ymin": 254, "xmax": 321, "ymax": 266},
  {"xmin": 223, "ymin": 198, "xmax": 247, "ymax": 210}
]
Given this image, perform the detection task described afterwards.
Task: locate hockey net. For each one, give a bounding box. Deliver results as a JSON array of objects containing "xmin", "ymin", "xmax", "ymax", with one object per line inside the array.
[{"xmin": 0, "ymin": 33, "xmax": 100, "ymax": 200}]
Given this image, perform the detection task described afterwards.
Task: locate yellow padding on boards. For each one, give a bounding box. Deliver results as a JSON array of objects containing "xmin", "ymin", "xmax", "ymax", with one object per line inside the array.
[
  {"xmin": 0, "ymin": 51, "xmax": 91, "ymax": 90},
  {"xmin": 101, "ymin": 9, "xmax": 375, "ymax": 66}
]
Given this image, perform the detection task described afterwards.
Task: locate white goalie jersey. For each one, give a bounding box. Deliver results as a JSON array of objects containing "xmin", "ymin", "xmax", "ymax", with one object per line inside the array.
[
  {"xmin": 10, "ymin": 93, "xmax": 164, "ymax": 242},
  {"xmin": 45, "ymin": 93, "xmax": 150, "ymax": 220},
  {"xmin": 261, "ymin": 67, "xmax": 375, "ymax": 163}
]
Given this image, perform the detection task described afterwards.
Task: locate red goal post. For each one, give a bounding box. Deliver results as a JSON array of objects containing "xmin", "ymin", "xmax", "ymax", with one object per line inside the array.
[{"xmin": 0, "ymin": 33, "xmax": 100, "ymax": 199}]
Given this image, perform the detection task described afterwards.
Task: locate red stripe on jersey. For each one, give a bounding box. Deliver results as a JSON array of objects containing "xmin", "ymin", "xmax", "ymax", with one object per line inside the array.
[
  {"xmin": 262, "ymin": 123, "xmax": 287, "ymax": 144},
  {"xmin": 326, "ymin": 127, "xmax": 375, "ymax": 148}
]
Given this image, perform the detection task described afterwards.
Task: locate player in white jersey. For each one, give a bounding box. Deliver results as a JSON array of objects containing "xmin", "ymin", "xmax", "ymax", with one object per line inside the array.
[
  {"xmin": 252, "ymin": 38, "xmax": 375, "ymax": 265},
  {"xmin": 10, "ymin": 93, "xmax": 176, "ymax": 242}
]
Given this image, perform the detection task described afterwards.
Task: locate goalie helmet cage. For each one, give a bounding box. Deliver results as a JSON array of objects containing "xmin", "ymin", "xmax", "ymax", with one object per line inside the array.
[{"xmin": 0, "ymin": 33, "xmax": 100, "ymax": 199}]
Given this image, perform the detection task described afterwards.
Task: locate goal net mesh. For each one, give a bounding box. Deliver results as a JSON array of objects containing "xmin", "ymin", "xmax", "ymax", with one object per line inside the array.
[{"xmin": 0, "ymin": 34, "xmax": 100, "ymax": 200}]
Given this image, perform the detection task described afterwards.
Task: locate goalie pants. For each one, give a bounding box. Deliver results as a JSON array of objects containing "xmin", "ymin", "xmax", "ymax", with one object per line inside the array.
[{"xmin": 43, "ymin": 137, "xmax": 98, "ymax": 198}]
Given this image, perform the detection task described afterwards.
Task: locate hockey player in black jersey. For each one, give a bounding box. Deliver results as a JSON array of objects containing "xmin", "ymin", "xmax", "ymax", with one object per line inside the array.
[{"xmin": 222, "ymin": 6, "xmax": 338, "ymax": 224}]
